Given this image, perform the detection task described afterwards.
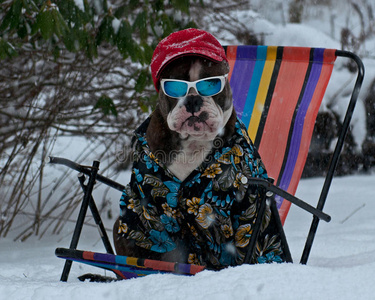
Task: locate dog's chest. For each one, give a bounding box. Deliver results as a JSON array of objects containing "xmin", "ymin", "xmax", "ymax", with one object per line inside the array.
[{"xmin": 167, "ymin": 140, "xmax": 213, "ymax": 181}]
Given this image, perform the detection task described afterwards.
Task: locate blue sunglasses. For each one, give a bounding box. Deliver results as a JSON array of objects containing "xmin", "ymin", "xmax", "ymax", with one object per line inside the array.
[{"xmin": 160, "ymin": 74, "xmax": 228, "ymax": 98}]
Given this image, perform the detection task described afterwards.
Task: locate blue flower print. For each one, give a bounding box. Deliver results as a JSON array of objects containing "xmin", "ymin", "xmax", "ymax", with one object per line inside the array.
[
  {"xmin": 214, "ymin": 206, "xmax": 230, "ymax": 218},
  {"xmin": 164, "ymin": 181, "xmax": 180, "ymax": 208},
  {"xmin": 258, "ymin": 165, "xmax": 265, "ymax": 176},
  {"xmin": 207, "ymin": 239, "xmax": 220, "ymax": 254},
  {"xmin": 133, "ymin": 168, "xmax": 143, "ymax": 183},
  {"xmin": 144, "ymin": 154, "xmax": 159, "ymax": 172},
  {"xmin": 149, "ymin": 230, "xmax": 176, "ymax": 253},
  {"xmin": 214, "ymin": 147, "xmax": 231, "ymax": 161},
  {"xmin": 257, "ymin": 252, "xmax": 283, "ymax": 264},
  {"xmin": 120, "ymin": 190, "xmax": 127, "ymax": 208},
  {"xmin": 215, "ymin": 194, "xmax": 232, "ymax": 208},
  {"xmin": 160, "ymin": 214, "xmax": 180, "ymax": 233},
  {"xmin": 244, "ymin": 156, "xmax": 253, "ymax": 172},
  {"xmin": 186, "ymin": 173, "xmax": 201, "ymax": 187},
  {"xmin": 232, "ymin": 214, "xmax": 240, "ymax": 230},
  {"xmin": 235, "ymin": 121, "xmax": 243, "ymax": 135},
  {"xmin": 253, "ymin": 159, "xmax": 268, "ymax": 179},
  {"xmin": 201, "ymin": 181, "xmax": 213, "ymax": 201},
  {"xmin": 137, "ymin": 135, "xmax": 148, "ymax": 146}
]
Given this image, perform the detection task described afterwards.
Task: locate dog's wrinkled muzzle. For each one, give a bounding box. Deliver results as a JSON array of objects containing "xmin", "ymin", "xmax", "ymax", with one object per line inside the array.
[
  {"xmin": 182, "ymin": 113, "xmax": 211, "ymax": 133},
  {"xmin": 167, "ymin": 96, "xmax": 224, "ymax": 140}
]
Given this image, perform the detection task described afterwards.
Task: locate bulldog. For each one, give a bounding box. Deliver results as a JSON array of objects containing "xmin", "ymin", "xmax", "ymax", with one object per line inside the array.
[
  {"xmin": 114, "ymin": 29, "xmax": 286, "ymax": 270},
  {"xmin": 146, "ymin": 55, "xmax": 236, "ymax": 181}
]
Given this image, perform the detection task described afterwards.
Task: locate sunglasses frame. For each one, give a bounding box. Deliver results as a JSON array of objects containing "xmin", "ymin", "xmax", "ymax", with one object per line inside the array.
[{"xmin": 160, "ymin": 74, "xmax": 229, "ymax": 98}]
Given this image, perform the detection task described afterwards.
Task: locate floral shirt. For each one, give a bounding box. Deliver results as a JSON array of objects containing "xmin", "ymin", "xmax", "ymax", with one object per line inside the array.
[{"xmin": 117, "ymin": 117, "xmax": 285, "ymax": 270}]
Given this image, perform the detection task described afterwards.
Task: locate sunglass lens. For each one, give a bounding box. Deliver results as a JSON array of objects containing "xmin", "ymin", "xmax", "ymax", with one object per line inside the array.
[
  {"xmin": 196, "ymin": 78, "xmax": 222, "ymax": 96},
  {"xmin": 164, "ymin": 81, "xmax": 188, "ymax": 98}
]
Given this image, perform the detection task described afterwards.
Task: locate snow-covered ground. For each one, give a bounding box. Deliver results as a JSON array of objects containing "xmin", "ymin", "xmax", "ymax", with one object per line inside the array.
[{"xmin": 1, "ymin": 174, "xmax": 374, "ymax": 300}]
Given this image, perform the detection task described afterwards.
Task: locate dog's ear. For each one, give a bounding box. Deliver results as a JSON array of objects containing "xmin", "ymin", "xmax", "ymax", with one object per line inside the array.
[
  {"xmin": 218, "ymin": 79, "xmax": 233, "ymax": 111},
  {"xmin": 220, "ymin": 108, "xmax": 237, "ymax": 141},
  {"xmin": 146, "ymin": 105, "xmax": 181, "ymax": 163},
  {"xmin": 157, "ymin": 92, "xmax": 175, "ymax": 119}
]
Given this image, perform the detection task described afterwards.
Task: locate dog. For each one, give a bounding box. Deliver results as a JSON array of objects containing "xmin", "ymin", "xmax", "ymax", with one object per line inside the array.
[
  {"xmin": 114, "ymin": 29, "xmax": 286, "ymax": 270},
  {"xmin": 146, "ymin": 55, "xmax": 236, "ymax": 181}
]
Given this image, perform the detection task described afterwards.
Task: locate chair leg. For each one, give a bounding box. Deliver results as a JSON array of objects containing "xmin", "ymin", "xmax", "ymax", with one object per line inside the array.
[
  {"xmin": 78, "ymin": 175, "xmax": 115, "ymax": 255},
  {"xmin": 60, "ymin": 160, "xmax": 100, "ymax": 282},
  {"xmin": 300, "ymin": 215, "xmax": 319, "ymax": 264}
]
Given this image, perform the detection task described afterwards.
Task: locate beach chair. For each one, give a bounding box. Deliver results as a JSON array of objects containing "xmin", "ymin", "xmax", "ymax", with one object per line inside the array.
[{"xmin": 50, "ymin": 45, "xmax": 364, "ymax": 281}]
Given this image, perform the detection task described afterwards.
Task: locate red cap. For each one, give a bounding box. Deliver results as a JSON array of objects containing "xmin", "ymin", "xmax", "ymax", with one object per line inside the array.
[{"xmin": 150, "ymin": 28, "xmax": 228, "ymax": 91}]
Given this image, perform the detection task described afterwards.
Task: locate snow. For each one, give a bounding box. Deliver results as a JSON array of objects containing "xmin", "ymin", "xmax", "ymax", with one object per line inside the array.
[
  {"xmin": 74, "ymin": 0, "xmax": 85, "ymax": 12},
  {"xmin": 1, "ymin": 174, "xmax": 374, "ymax": 300},
  {"xmin": 112, "ymin": 18, "xmax": 121, "ymax": 35}
]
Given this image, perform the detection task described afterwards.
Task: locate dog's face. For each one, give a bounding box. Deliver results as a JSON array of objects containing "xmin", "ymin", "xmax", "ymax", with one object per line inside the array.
[{"xmin": 158, "ymin": 56, "xmax": 233, "ymax": 141}]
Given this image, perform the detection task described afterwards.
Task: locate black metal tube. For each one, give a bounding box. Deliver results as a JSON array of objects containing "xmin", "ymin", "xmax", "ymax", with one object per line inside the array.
[
  {"xmin": 77, "ymin": 174, "xmax": 115, "ymax": 256},
  {"xmin": 300, "ymin": 50, "xmax": 365, "ymax": 264},
  {"xmin": 49, "ymin": 156, "xmax": 125, "ymax": 192},
  {"xmin": 60, "ymin": 160, "xmax": 100, "ymax": 282},
  {"xmin": 247, "ymin": 178, "xmax": 331, "ymax": 222}
]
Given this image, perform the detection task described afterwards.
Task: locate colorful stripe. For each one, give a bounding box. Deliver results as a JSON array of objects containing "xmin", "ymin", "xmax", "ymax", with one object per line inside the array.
[
  {"xmin": 254, "ymin": 47, "xmax": 283, "ymax": 148},
  {"xmin": 277, "ymin": 48, "xmax": 336, "ymax": 222},
  {"xmin": 56, "ymin": 248, "xmax": 205, "ymax": 280},
  {"xmin": 241, "ymin": 46, "xmax": 267, "ymax": 127},
  {"xmin": 226, "ymin": 46, "xmax": 336, "ymax": 224},
  {"xmin": 248, "ymin": 46, "xmax": 277, "ymax": 141},
  {"xmin": 229, "ymin": 46, "xmax": 257, "ymax": 118}
]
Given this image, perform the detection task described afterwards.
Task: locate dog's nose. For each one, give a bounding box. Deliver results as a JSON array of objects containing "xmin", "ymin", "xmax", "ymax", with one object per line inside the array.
[{"xmin": 185, "ymin": 95, "xmax": 203, "ymax": 114}]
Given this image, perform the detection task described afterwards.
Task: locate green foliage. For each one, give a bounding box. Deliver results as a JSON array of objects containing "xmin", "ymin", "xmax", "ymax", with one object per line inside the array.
[
  {"xmin": 93, "ymin": 94, "xmax": 118, "ymax": 117},
  {"xmin": 0, "ymin": 0, "xmax": 198, "ymax": 111},
  {"xmin": 138, "ymin": 94, "xmax": 159, "ymax": 113},
  {"xmin": 135, "ymin": 69, "xmax": 151, "ymax": 93},
  {"xmin": 0, "ymin": 0, "xmax": 23, "ymax": 33},
  {"xmin": 0, "ymin": 38, "xmax": 17, "ymax": 59},
  {"xmin": 171, "ymin": 0, "xmax": 190, "ymax": 13},
  {"xmin": 0, "ymin": 0, "xmax": 197, "ymax": 64},
  {"xmin": 34, "ymin": 4, "xmax": 70, "ymax": 40}
]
